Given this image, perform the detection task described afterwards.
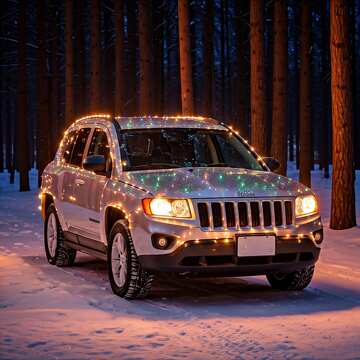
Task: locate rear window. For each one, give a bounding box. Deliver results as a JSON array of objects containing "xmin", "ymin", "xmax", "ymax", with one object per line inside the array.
[
  {"xmin": 69, "ymin": 128, "xmax": 91, "ymax": 167},
  {"xmin": 62, "ymin": 130, "xmax": 78, "ymax": 164}
]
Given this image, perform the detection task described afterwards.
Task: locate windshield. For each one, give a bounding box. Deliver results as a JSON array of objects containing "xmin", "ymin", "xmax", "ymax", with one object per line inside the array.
[{"xmin": 118, "ymin": 128, "xmax": 264, "ymax": 171}]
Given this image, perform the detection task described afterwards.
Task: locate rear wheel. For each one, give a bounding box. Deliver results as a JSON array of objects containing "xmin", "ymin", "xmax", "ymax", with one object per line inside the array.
[
  {"xmin": 266, "ymin": 265, "xmax": 315, "ymax": 291},
  {"xmin": 44, "ymin": 204, "xmax": 76, "ymax": 266},
  {"xmin": 108, "ymin": 221, "xmax": 153, "ymax": 299}
]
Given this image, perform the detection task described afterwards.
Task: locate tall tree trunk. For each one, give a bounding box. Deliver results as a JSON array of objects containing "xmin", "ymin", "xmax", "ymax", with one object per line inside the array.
[
  {"xmin": 299, "ymin": 1, "xmax": 312, "ymax": 187},
  {"xmin": 139, "ymin": 0, "xmax": 153, "ymax": 114},
  {"xmin": 65, "ymin": 0, "xmax": 74, "ymax": 125},
  {"xmin": 50, "ymin": 4, "xmax": 61, "ymax": 156},
  {"xmin": 351, "ymin": 0, "xmax": 360, "ymax": 169},
  {"xmin": 235, "ymin": 0, "xmax": 250, "ymax": 139},
  {"xmin": 16, "ymin": 0, "xmax": 30, "ymax": 191},
  {"xmin": 37, "ymin": 0, "xmax": 50, "ymax": 187},
  {"xmin": 250, "ymin": 0, "xmax": 267, "ymax": 156},
  {"xmin": 126, "ymin": 1, "xmax": 137, "ymax": 115},
  {"xmin": 114, "ymin": 0, "xmax": 125, "ymax": 115},
  {"xmin": 75, "ymin": 0, "xmax": 85, "ymax": 116},
  {"xmin": 330, "ymin": 0, "xmax": 356, "ymax": 229},
  {"xmin": 203, "ymin": 0, "xmax": 213, "ymax": 117},
  {"xmin": 153, "ymin": 0, "xmax": 164, "ymax": 115},
  {"xmin": 90, "ymin": 0, "xmax": 101, "ymax": 112},
  {"xmin": 178, "ymin": 0, "xmax": 194, "ymax": 115},
  {"xmin": 271, "ymin": 0, "xmax": 288, "ymax": 175},
  {"xmin": 320, "ymin": 0, "xmax": 330, "ymax": 178}
]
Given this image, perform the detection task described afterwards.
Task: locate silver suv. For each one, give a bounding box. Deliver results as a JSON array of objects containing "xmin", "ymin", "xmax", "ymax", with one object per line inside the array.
[{"xmin": 40, "ymin": 115, "xmax": 323, "ymax": 299}]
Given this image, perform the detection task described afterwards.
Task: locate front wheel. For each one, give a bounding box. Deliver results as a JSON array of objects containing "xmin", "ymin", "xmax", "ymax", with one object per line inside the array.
[
  {"xmin": 108, "ymin": 221, "xmax": 154, "ymax": 299},
  {"xmin": 266, "ymin": 265, "xmax": 315, "ymax": 291}
]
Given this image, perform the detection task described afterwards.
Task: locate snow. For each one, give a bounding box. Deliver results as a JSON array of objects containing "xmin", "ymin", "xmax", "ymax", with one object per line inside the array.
[{"xmin": 1, "ymin": 164, "xmax": 360, "ymax": 359}]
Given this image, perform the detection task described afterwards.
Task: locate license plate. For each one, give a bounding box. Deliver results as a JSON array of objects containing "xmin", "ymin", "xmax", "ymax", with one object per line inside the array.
[{"xmin": 237, "ymin": 235, "xmax": 275, "ymax": 257}]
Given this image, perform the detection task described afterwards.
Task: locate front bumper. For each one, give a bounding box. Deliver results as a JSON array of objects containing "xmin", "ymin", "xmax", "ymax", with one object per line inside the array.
[{"xmin": 139, "ymin": 235, "xmax": 321, "ymax": 276}]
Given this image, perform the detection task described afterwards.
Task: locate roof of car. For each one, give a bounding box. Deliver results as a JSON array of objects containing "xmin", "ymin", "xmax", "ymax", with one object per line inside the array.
[
  {"xmin": 72, "ymin": 114, "xmax": 226, "ymax": 131},
  {"xmin": 114, "ymin": 116, "xmax": 225, "ymax": 130}
]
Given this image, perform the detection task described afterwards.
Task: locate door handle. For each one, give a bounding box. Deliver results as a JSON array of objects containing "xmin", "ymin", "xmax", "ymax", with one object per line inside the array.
[{"xmin": 75, "ymin": 178, "xmax": 85, "ymax": 186}]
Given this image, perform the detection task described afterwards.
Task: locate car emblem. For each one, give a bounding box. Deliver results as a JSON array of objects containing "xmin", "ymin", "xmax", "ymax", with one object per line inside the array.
[{"xmin": 238, "ymin": 191, "xmax": 255, "ymax": 197}]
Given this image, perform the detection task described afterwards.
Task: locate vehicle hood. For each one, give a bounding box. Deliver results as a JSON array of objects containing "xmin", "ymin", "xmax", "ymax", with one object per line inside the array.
[{"xmin": 121, "ymin": 167, "xmax": 313, "ymax": 199}]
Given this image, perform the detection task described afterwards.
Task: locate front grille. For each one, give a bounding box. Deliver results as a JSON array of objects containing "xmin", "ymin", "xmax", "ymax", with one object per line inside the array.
[{"xmin": 197, "ymin": 199, "xmax": 294, "ymax": 230}]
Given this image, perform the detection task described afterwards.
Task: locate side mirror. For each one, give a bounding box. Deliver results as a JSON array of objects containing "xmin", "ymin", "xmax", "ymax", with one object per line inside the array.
[
  {"xmin": 83, "ymin": 155, "xmax": 107, "ymax": 174},
  {"xmin": 263, "ymin": 157, "xmax": 280, "ymax": 172}
]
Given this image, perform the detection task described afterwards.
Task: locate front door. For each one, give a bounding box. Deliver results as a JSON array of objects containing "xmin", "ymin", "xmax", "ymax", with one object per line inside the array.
[{"xmin": 72, "ymin": 128, "xmax": 112, "ymax": 242}]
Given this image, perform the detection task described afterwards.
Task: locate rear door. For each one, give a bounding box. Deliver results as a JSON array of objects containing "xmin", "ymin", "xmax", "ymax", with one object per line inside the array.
[
  {"xmin": 61, "ymin": 127, "xmax": 92, "ymax": 230},
  {"xmin": 71, "ymin": 127, "xmax": 113, "ymax": 242}
]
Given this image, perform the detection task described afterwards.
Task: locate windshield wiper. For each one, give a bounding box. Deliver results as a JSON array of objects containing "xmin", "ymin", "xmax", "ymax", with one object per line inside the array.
[{"xmin": 206, "ymin": 163, "xmax": 239, "ymax": 168}]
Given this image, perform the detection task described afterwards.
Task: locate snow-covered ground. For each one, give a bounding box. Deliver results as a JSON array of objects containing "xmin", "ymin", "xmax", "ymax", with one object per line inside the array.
[{"xmin": 1, "ymin": 164, "xmax": 360, "ymax": 360}]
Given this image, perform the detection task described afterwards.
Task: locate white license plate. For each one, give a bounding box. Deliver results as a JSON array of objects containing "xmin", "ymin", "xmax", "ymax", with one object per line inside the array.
[{"xmin": 237, "ymin": 235, "xmax": 276, "ymax": 257}]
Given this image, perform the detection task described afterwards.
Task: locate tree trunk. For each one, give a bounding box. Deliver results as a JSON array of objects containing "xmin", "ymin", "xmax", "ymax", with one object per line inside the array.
[
  {"xmin": 65, "ymin": 0, "xmax": 74, "ymax": 125},
  {"xmin": 299, "ymin": 1, "xmax": 312, "ymax": 187},
  {"xmin": 152, "ymin": 0, "xmax": 164, "ymax": 115},
  {"xmin": 320, "ymin": 0, "xmax": 330, "ymax": 178},
  {"xmin": 250, "ymin": 0, "xmax": 267, "ymax": 156},
  {"xmin": 271, "ymin": 0, "xmax": 288, "ymax": 175},
  {"xmin": 203, "ymin": 0, "xmax": 213, "ymax": 117},
  {"xmin": 50, "ymin": 3, "xmax": 61, "ymax": 156},
  {"xmin": 139, "ymin": 0, "xmax": 153, "ymax": 115},
  {"xmin": 75, "ymin": 0, "xmax": 85, "ymax": 116},
  {"xmin": 36, "ymin": 0, "xmax": 50, "ymax": 187},
  {"xmin": 178, "ymin": 0, "xmax": 194, "ymax": 115},
  {"xmin": 114, "ymin": 0, "xmax": 125, "ymax": 115},
  {"xmin": 16, "ymin": 0, "xmax": 30, "ymax": 191},
  {"xmin": 330, "ymin": 0, "xmax": 356, "ymax": 229},
  {"xmin": 90, "ymin": 0, "xmax": 101, "ymax": 112},
  {"xmin": 235, "ymin": 0, "xmax": 250, "ymax": 139},
  {"xmin": 126, "ymin": 1, "xmax": 137, "ymax": 115}
]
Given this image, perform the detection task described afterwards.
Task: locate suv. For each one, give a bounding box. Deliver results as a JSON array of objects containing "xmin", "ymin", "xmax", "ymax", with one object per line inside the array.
[{"xmin": 40, "ymin": 115, "xmax": 323, "ymax": 299}]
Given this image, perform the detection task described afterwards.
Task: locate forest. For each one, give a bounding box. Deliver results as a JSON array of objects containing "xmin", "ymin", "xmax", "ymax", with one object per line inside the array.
[{"xmin": 0, "ymin": 0, "xmax": 357, "ymax": 230}]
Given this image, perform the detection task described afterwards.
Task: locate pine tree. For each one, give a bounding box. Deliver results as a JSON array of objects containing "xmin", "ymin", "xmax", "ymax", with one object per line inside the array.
[
  {"xmin": 139, "ymin": 0, "xmax": 153, "ymax": 114},
  {"xmin": 114, "ymin": 0, "xmax": 125, "ymax": 115},
  {"xmin": 250, "ymin": 0, "xmax": 267, "ymax": 156},
  {"xmin": 178, "ymin": 0, "xmax": 194, "ymax": 115},
  {"xmin": 90, "ymin": 0, "xmax": 101, "ymax": 112},
  {"xmin": 271, "ymin": 0, "xmax": 288, "ymax": 175},
  {"xmin": 65, "ymin": 0, "xmax": 74, "ymax": 125},
  {"xmin": 16, "ymin": 0, "xmax": 30, "ymax": 191},
  {"xmin": 330, "ymin": 0, "xmax": 356, "ymax": 229},
  {"xmin": 299, "ymin": 1, "xmax": 312, "ymax": 187}
]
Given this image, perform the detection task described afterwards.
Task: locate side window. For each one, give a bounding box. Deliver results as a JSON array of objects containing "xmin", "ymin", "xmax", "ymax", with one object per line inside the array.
[
  {"xmin": 69, "ymin": 128, "xmax": 91, "ymax": 167},
  {"xmin": 62, "ymin": 130, "xmax": 78, "ymax": 164},
  {"xmin": 87, "ymin": 128, "xmax": 112, "ymax": 173}
]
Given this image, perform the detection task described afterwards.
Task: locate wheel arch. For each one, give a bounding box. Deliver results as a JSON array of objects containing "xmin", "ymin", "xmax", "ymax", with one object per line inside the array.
[
  {"xmin": 104, "ymin": 206, "xmax": 129, "ymax": 243},
  {"xmin": 41, "ymin": 192, "xmax": 55, "ymax": 220}
]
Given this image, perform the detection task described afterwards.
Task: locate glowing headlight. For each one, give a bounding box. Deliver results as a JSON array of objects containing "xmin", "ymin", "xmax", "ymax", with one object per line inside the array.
[
  {"xmin": 295, "ymin": 195, "xmax": 318, "ymax": 217},
  {"xmin": 142, "ymin": 198, "xmax": 192, "ymax": 218}
]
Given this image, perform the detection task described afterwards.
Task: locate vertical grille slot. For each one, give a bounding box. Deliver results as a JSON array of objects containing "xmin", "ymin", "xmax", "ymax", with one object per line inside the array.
[
  {"xmin": 225, "ymin": 202, "xmax": 236, "ymax": 227},
  {"xmin": 262, "ymin": 201, "xmax": 272, "ymax": 227},
  {"xmin": 274, "ymin": 201, "xmax": 283, "ymax": 226},
  {"xmin": 211, "ymin": 202, "xmax": 223, "ymax": 228},
  {"xmin": 285, "ymin": 201, "xmax": 293, "ymax": 225},
  {"xmin": 250, "ymin": 202, "xmax": 260, "ymax": 227},
  {"xmin": 238, "ymin": 202, "xmax": 248, "ymax": 227},
  {"xmin": 198, "ymin": 203, "xmax": 210, "ymax": 227}
]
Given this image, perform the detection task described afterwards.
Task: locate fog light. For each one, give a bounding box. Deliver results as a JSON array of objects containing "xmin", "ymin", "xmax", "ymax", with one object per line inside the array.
[
  {"xmin": 151, "ymin": 233, "xmax": 176, "ymax": 250},
  {"xmin": 158, "ymin": 237, "xmax": 168, "ymax": 248},
  {"xmin": 313, "ymin": 229, "xmax": 323, "ymax": 244}
]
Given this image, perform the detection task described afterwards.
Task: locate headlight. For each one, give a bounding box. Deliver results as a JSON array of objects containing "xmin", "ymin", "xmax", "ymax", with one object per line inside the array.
[
  {"xmin": 142, "ymin": 198, "xmax": 192, "ymax": 218},
  {"xmin": 295, "ymin": 195, "xmax": 318, "ymax": 217}
]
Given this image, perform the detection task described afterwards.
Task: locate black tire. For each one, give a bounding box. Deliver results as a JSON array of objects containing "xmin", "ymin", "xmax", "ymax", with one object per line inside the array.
[
  {"xmin": 266, "ymin": 265, "xmax": 315, "ymax": 291},
  {"xmin": 44, "ymin": 204, "xmax": 76, "ymax": 267},
  {"xmin": 107, "ymin": 221, "xmax": 154, "ymax": 299}
]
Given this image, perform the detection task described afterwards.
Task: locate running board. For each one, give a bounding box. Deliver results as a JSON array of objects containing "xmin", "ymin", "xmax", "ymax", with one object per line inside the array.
[{"xmin": 63, "ymin": 231, "xmax": 107, "ymax": 261}]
